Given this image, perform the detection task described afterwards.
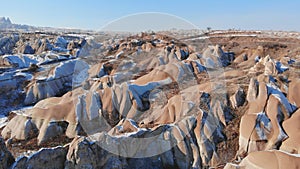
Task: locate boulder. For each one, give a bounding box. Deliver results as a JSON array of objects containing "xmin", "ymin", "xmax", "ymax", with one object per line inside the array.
[
  {"xmin": 230, "ymin": 87, "xmax": 246, "ymax": 108},
  {"xmin": 2, "ymin": 55, "xmax": 38, "ymax": 68},
  {"xmin": 65, "ymin": 136, "xmax": 117, "ymax": 169},
  {"xmin": 201, "ymin": 45, "xmax": 234, "ymax": 68},
  {"xmin": 55, "ymin": 36, "xmax": 68, "ymax": 49},
  {"xmin": 17, "ymin": 43, "xmax": 35, "ymax": 54},
  {"xmin": 11, "ymin": 146, "xmax": 68, "ymax": 169},
  {"xmin": 0, "ymin": 137, "xmax": 15, "ymax": 169},
  {"xmin": 35, "ymin": 39, "xmax": 53, "ymax": 54},
  {"xmin": 0, "ymin": 35, "xmax": 19, "ymax": 55}
]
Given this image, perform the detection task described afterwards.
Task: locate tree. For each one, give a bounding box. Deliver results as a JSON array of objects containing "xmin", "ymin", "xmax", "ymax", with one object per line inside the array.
[{"xmin": 207, "ymin": 27, "xmax": 212, "ymax": 32}]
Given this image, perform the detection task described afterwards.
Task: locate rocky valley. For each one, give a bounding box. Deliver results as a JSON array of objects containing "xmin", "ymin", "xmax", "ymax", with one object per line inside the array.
[{"xmin": 0, "ymin": 27, "xmax": 300, "ymax": 169}]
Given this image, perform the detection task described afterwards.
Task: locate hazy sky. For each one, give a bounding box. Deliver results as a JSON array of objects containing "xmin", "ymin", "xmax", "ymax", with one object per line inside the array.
[{"xmin": 0, "ymin": 0, "xmax": 299, "ymax": 31}]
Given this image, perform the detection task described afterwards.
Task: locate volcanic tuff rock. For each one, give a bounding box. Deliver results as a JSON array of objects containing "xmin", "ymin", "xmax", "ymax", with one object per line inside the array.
[
  {"xmin": 1, "ymin": 30, "xmax": 300, "ymax": 169},
  {"xmin": 11, "ymin": 146, "xmax": 68, "ymax": 169},
  {"xmin": 230, "ymin": 87, "xmax": 245, "ymax": 108},
  {"xmin": 0, "ymin": 34, "xmax": 19, "ymax": 55},
  {"xmin": 24, "ymin": 59, "xmax": 89, "ymax": 105},
  {"xmin": 0, "ymin": 137, "xmax": 15, "ymax": 169},
  {"xmin": 225, "ymin": 150, "xmax": 300, "ymax": 169},
  {"xmin": 0, "ymin": 31, "xmax": 100, "ymax": 113}
]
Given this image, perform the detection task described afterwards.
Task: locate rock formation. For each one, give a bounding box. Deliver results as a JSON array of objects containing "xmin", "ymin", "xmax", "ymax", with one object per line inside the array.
[
  {"xmin": 0, "ymin": 30, "xmax": 300, "ymax": 169},
  {"xmin": 0, "ymin": 137, "xmax": 15, "ymax": 169}
]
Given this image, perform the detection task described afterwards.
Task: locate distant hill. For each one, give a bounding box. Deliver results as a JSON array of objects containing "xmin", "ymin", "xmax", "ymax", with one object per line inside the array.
[
  {"xmin": 0, "ymin": 17, "xmax": 95, "ymax": 33},
  {"xmin": 0, "ymin": 17, "xmax": 36, "ymax": 31},
  {"xmin": 0, "ymin": 17, "xmax": 12, "ymax": 25}
]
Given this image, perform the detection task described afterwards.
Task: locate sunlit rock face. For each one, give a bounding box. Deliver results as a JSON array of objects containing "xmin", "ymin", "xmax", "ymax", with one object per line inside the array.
[
  {"xmin": 237, "ymin": 75, "xmax": 297, "ymax": 157},
  {"xmin": 24, "ymin": 59, "xmax": 89, "ymax": 105},
  {"xmin": 225, "ymin": 150, "xmax": 300, "ymax": 169}
]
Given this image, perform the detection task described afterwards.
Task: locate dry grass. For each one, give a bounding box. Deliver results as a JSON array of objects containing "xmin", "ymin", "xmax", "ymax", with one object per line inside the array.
[{"xmin": 7, "ymin": 135, "xmax": 72, "ymax": 158}]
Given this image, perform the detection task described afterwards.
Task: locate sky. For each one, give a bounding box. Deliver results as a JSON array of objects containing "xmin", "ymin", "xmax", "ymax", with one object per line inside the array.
[{"xmin": 0, "ymin": 0, "xmax": 299, "ymax": 31}]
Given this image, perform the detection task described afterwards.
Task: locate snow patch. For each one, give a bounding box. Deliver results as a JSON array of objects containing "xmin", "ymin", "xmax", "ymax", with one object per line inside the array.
[
  {"xmin": 194, "ymin": 60, "xmax": 206, "ymax": 72},
  {"xmin": 128, "ymin": 78, "xmax": 172, "ymax": 110},
  {"xmin": 255, "ymin": 112, "xmax": 271, "ymax": 140},
  {"xmin": 0, "ymin": 115, "xmax": 8, "ymax": 128},
  {"xmin": 15, "ymin": 72, "xmax": 33, "ymax": 80},
  {"xmin": 3, "ymin": 55, "xmax": 38, "ymax": 68},
  {"xmin": 267, "ymin": 84, "xmax": 297, "ymax": 115},
  {"xmin": 275, "ymin": 61, "xmax": 289, "ymax": 73}
]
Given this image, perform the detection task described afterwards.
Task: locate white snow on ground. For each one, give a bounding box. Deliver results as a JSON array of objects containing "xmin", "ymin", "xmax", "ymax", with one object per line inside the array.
[
  {"xmin": 48, "ymin": 59, "xmax": 89, "ymax": 80},
  {"xmin": 276, "ymin": 117, "xmax": 288, "ymax": 142},
  {"xmin": 267, "ymin": 84, "xmax": 297, "ymax": 115},
  {"xmin": 113, "ymin": 72, "xmax": 133, "ymax": 84},
  {"xmin": 211, "ymin": 34, "xmax": 257, "ymax": 38},
  {"xmin": 0, "ymin": 71, "xmax": 15, "ymax": 81},
  {"xmin": 128, "ymin": 78, "xmax": 172, "ymax": 109},
  {"xmin": 72, "ymin": 61, "xmax": 90, "ymax": 88},
  {"xmin": 55, "ymin": 36, "xmax": 68, "ymax": 48},
  {"xmin": 109, "ymin": 122, "xmax": 149, "ymax": 138},
  {"xmin": 39, "ymin": 52, "xmax": 69, "ymax": 65},
  {"xmin": 185, "ymin": 36, "xmax": 209, "ymax": 41},
  {"xmin": 3, "ymin": 55, "xmax": 38, "ymax": 68},
  {"xmin": 118, "ymin": 60, "xmax": 136, "ymax": 71},
  {"xmin": 15, "ymin": 72, "xmax": 33, "ymax": 80},
  {"xmin": 275, "ymin": 61, "xmax": 289, "ymax": 73},
  {"xmin": 185, "ymin": 34, "xmax": 258, "ymax": 41},
  {"xmin": 0, "ymin": 69, "xmax": 33, "ymax": 82},
  {"xmin": 66, "ymin": 34, "xmax": 94, "ymax": 40},
  {"xmin": 276, "ymin": 150, "xmax": 300, "ymax": 157},
  {"xmin": 0, "ymin": 115, "xmax": 8, "ymax": 128},
  {"xmin": 0, "ymin": 71, "xmax": 17, "ymax": 90},
  {"xmin": 255, "ymin": 112, "xmax": 272, "ymax": 140},
  {"xmin": 127, "ymin": 119, "xmax": 139, "ymax": 129},
  {"xmin": 11, "ymin": 106, "xmax": 34, "ymax": 116},
  {"xmin": 51, "ymin": 47, "xmax": 69, "ymax": 53},
  {"xmin": 115, "ymin": 51, "xmax": 124, "ymax": 59},
  {"xmin": 2, "ymin": 52, "xmax": 78, "ymax": 69}
]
